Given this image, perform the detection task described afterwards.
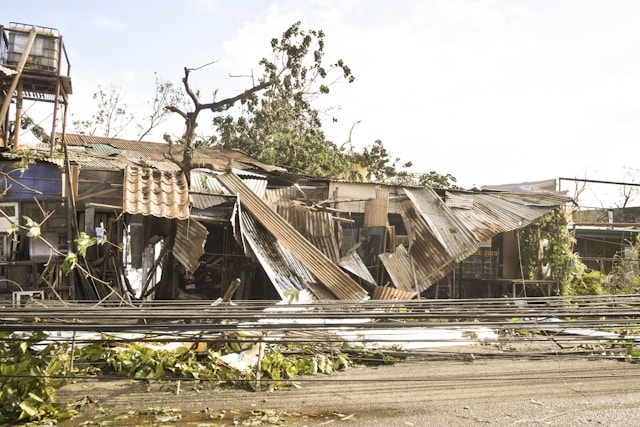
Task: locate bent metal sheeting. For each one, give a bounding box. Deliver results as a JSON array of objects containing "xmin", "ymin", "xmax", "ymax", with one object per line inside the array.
[
  {"xmin": 238, "ymin": 210, "xmax": 330, "ymax": 301},
  {"xmin": 382, "ymin": 186, "xmax": 571, "ymax": 293},
  {"xmin": 217, "ymin": 172, "xmax": 369, "ymax": 301}
]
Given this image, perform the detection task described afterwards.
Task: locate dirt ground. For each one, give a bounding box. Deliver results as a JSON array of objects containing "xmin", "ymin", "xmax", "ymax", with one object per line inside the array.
[{"xmin": 56, "ymin": 348, "xmax": 640, "ymax": 427}]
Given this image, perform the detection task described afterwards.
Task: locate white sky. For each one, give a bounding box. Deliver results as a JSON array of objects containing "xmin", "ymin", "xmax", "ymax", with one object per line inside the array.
[{"xmin": 4, "ymin": 0, "xmax": 640, "ymax": 207}]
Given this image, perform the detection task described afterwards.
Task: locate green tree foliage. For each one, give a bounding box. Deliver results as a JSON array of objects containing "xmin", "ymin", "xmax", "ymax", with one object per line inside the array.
[
  {"xmin": 349, "ymin": 139, "xmax": 411, "ymax": 182},
  {"xmin": 208, "ymin": 22, "xmax": 460, "ymax": 186},
  {"xmin": 565, "ymin": 269, "xmax": 605, "ymax": 296},
  {"xmin": 346, "ymin": 140, "xmax": 459, "ymax": 188},
  {"xmin": 417, "ymin": 170, "xmax": 460, "ymax": 190},
  {"xmin": 518, "ymin": 208, "xmax": 581, "ymax": 294},
  {"xmin": 0, "ymin": 331, "xmax": 73, "ymax": 423},
  {"xmin": 212, "ymin": 22, "xmax": 354, "ymax": 177},
  {"xmin": 606, "ymin": 241, "xmax": 640, "ymax": 293}
]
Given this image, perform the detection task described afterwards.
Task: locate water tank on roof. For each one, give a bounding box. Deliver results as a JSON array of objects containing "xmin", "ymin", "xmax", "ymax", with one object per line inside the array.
[{"xmin": 6, "ymin": 23, "xmax": 60, "ymax": 73}]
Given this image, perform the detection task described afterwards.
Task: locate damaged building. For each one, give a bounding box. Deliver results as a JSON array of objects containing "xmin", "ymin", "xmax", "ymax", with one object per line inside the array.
[
  {"xmin": 0, "ymin": 22, "xmax": 574, "ymax": 304},
  {"xmin": 0, "ymin": 134, "xmax": 572, "ymax": 303}
]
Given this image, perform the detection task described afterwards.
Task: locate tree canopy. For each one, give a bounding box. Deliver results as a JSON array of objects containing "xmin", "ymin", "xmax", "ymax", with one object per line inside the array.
[
  {"xmin": 207, "ymin": 22, "xmax": 458, "ymax": 189},
  {"xmin": 67, "ymin": 21, "xmax": 458, "ymax": 189},
  {"xmin": 211, "ymin": 22, "xmax": 353, "ymax": 177}
]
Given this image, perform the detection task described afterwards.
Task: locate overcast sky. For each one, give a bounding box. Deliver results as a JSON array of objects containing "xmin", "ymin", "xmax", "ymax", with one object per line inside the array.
[{"xmin": 4, "ymin": 0, "xmax": 640, "ymax": 206}]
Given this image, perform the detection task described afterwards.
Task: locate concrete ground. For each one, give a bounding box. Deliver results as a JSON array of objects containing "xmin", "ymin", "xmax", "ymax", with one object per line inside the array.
[{"xmin": 57, "ymin": 353, "xmax": 640, "ymax": 426}]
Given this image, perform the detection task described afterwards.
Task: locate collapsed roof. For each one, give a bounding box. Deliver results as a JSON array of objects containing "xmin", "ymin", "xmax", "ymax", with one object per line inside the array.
[{"xmin": 3, "ymin": 135, "xmax": 573, "ymax": 301}]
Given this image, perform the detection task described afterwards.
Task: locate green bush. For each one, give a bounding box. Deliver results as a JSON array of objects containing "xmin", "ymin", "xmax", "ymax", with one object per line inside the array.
[
  {"xmin": 606, "ymin": 241, "xmax": 640, "ymax": 294},
  {"xmin": 564, "ymin": 270, "xmax": 605, "ymax": 296}
]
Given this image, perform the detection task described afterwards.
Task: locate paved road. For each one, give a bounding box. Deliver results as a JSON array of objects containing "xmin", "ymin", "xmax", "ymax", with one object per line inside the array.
[{"xmin": 59, "ymin": 355, "xmax": 640, "ymax": 426}]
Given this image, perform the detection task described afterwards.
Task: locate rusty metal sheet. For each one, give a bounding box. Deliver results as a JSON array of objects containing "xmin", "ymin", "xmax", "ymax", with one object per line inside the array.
[
  {"xmin": 274, "ymin": 204, "xmax": 341, "ymax": 263},
  {"xmin": 371, "ymin": 285, "xmax": 417, "ymax": 300},
  {"xmin": 445, "ymin": 191, "xmax": 562, "ymax": 243},
  {"xmin": 239, "ymin": 210, "xmax": 329, "ymax": 301},
  {"xmin": 218, "ymin": 172, "xmax": 369, "ymax": 301},
  {"xmin": 388, "ymin": 187, "xmax": 570, "ymax": 292},
  {"xmin": 62, "ymin": 133, "xmax": 286, "ymax": 173},
  {"xmin": 363, "ymin": 198, "xmax": 389, "ymax": 228},
  {"xmin": 404, "ymin": 188, "xmax": 477, "ymax": 257},
  {"xmin": 379, "ymin": 244, "xmax": 426, "ymax": 292},
  {"xmin": 398, "ymin": 188, "xmax": 480, "ymax": 292},
  {"xmin": 173, "ymin": 218, "xmax": 208, "ymax": 273}
]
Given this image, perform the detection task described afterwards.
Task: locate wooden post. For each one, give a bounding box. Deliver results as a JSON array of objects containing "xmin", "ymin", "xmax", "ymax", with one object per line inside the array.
[
  {"xmin": 255, "ymin": 336, "xmax": 265, "ymax": 392},
  {"xmin": 14, "ymin": 82, "xmax": 23, "ymax": 149}
]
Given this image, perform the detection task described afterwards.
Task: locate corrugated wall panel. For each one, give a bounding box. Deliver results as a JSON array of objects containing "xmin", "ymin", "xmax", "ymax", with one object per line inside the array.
[
  {"xmin": 173, "ymin": 219, "xmax": 208, "ymax": 273},
  {"xmin": 275, "ymin": 204, "xmax": 341, "ymax": 263}
]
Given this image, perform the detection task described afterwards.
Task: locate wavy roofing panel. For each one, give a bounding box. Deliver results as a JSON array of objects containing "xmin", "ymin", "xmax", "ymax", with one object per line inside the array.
[
  {"xmin": 61, "ymin": 134, "xmax": 286, "ymax": 173},
  {"xmin": 389, "ymin": 187, "xmax": 569, "ymax": 292},
  {"xmin": 379, "ymin": 244, "xmax": 428, "ymax": 292},
  {"xmin": 218, "ymin": 172, "xmax": 369, "ymax": 301},
  {"xmin": 190, "ymin": 168, "xmax": 268, "ymax": 209},
  {"xmin": 123, "ymin": 166, "xmax": 189, "ymax": 220},
  {"xmin": 274, "ymin": 204, "xmax": 341, "ymax": 263},
  {"xmin": 239, "ymin": 210, "xmax": 327, "ymax": 301},
  {"xmin": 404, "ymin": 188, "xmax": 477, "ymax": 258},
  {"xmin": 445, "ymin": 192, "xmax": 564, "ymax": 243},
  {"xmin": 339, "ymin": 249, "xmax": 377, "ymax": 287}
]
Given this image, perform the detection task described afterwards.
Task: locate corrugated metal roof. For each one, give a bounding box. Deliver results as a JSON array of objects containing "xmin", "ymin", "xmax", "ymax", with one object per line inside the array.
[
  {"xmin": 122, "ymin": 166, "xmax": 189, "ymax": 220},
  {"xmin": 379, "ymin": 244, "xmax": 426, "ymax": 292},
  {"xmin": 274, "ymin": 204, "xmax": 341, "ymax": 263},
  {"xmin": 18, "ymin": 134, "xmax": 288, "ymax": 174},
  {"xmin": 371, "ymin": 285, "xmax": 417, "ymax": 300},
  {"xmin": 239, "ymin": 210, "xmax": 328, "ymax": 301},
  {"xmin": 404, "ymin": 188, "xmax": 477, "ymax": 258},
  {"xmin": 218, "ymin": 172, "xmax": 369, "ymax": 301},
  {"xmin": 480, "ymin": 179, "xmax": 559, "ymax": 193},
  {"xmin": 387, "ymin": 187, "xmax": 569, "ymax": 293},
  {"xmin": 84, "ymin": 143, "xmax": 120, "ymax": 156},
  {"xmin": 488, "ymin": 191, "xmax": 572, "ymax": 207},
  {"xmin": 395, "ymin": 188, "xmax": 480, "ymax": 292},
  {"xmin": 339, "ymin": 249, "xmax": 377, "ymax": 286},
  {"xmin": 445, "ymin": 192, "xmax": 562, "ymax": 243},
  {"xmin": 173, "ymin": 219, "xmax": 208, "ymax": 273},
  {"xmin": 190, "ymin": 168, "xmax": 268, "ymax": 209},
  {"xmin": 61, "ymin": 133, "xmax": 287, "ymax": 173},
  {"xmin": 190, "ymin": 169, "xmax": 233, "ymax": 208}
]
